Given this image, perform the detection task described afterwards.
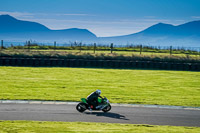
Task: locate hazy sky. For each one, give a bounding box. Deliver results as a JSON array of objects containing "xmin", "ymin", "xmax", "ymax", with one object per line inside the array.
[{"xmin": 0, "ymin": 0, "xmax": 200, "ymax": 37}]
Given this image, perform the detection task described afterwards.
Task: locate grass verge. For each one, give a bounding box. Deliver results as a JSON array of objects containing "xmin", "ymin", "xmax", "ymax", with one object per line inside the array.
[
  {"xmin": 0, "ymin": 67, "xmax": 200, "ymax": 107},
  {"xmin": 1, "ymin": 50, "xmax": 200, "ymax": 63},
  {"xmin": 0, "ymin": 121, "xmax": 200, "ymax": 133}
]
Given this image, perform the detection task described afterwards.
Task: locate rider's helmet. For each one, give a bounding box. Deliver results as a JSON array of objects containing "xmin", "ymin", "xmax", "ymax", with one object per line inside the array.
[{"xmin": 95, "ymin": 89, "xmax": 101, "ymax": 95}]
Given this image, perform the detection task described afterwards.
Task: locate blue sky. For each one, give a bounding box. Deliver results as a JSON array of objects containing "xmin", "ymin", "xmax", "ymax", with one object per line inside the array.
[{"xmin": 0, "ymin": 0, "xmax": 200, "ymax": 37}]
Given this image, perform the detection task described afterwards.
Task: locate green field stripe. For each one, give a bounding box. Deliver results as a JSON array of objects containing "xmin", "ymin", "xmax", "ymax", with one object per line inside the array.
[
  {"xmin": 0, "ymin": 67, "xmax": 200, "ymax": 107},
  {"xmin": 0, "ymin": 121, "xmax": 200, "ymax": 133}
]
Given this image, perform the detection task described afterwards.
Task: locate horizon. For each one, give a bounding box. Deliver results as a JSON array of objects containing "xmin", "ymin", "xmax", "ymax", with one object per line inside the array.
[{"xmin": 0, "ymin": 0, "xmax": 200, "ymax": 37}]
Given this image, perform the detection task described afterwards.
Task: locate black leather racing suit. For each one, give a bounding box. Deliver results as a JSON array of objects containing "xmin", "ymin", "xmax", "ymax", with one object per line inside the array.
[{"xmin": 87, "ymin": 92, "xmax": 102, "ymax": 108}]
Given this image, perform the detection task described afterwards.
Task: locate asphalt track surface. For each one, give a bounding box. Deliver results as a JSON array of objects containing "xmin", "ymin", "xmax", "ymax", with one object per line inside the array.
[{"xmin": 0, "ymin": 103, "xmax": 200, "ymax": 127}]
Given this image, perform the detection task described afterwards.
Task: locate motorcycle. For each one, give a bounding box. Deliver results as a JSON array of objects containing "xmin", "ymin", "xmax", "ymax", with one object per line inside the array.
[{"xmin": 76, "ymin": 96, "xmax": 111, "ymax": 113}]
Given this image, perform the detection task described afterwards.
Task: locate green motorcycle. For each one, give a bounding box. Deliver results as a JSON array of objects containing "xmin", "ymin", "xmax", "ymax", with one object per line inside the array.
[{"xmin": 76, "ymin": 96, "xmax": 111, "ymax": 113}]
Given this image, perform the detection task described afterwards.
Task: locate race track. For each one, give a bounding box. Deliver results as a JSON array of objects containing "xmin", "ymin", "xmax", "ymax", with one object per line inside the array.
[{"xmin": 0, "ymin": 103, "xmax": 199, "ymax": 127}]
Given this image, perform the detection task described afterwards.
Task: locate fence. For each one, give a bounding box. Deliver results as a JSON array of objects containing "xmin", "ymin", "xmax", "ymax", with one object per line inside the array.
[{"xmin": 0, "ymin": 40, "xmax": 200, "ymax": 56}]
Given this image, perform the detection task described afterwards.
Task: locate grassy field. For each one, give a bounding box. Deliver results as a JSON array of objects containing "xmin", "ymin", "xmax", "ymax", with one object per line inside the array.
[
  {"xmin": 2, "ymin": 49, "xmax": 200, "ymax": 57},
  {"xmin": 0, "ymin": 121, "xmax": 200, "ymax": 133},
  {"xmin": 31, "ymin": 49, "xmax": 200, "ymax": 57},
  {"xmin": 0, "ymin": 67, "xmax": 199, "ymax": 107},
  {"xmin": 6, "ymin": 44, "xmax": 200, "ymax": 55},
  {"xmin": 1, "ymin": 50, "xmax": 200, "ymax": 65}
]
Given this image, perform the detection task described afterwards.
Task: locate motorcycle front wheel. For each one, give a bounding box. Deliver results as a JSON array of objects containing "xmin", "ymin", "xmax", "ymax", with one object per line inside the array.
[
  {"xmin": 76, "ymin": 103, "xmax": 86, "ymax": 113},
  {"xmin": 102, "ymin": 104, "xmax": 111, "ymax": 112}
]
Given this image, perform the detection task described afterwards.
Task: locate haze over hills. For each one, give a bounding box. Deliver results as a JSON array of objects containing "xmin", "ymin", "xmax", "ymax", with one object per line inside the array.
[
  {"xmin": 0, "ymin": 15, "xmax": 200, "ymax": 47},
  {"xmin": 0, "ymin": 15, "xmax": 97, "ymax": 42},
  {"xmin": 100, "ymin": 21, "xmax": 200, "ymax": 47}
]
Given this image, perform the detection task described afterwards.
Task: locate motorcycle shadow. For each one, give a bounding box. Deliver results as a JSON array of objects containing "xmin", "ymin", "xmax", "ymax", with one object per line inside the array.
[{"xmin": 84, "ymin": 112, "xmax": 129, "ymax": 120}]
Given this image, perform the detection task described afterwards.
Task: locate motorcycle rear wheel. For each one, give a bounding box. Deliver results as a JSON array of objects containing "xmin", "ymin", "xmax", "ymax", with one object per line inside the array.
[
  {"xmin": 102, "ymin": 104, "xmax": 111, "ymax": 112},
  {"xmin": 76, "ymin": 103, "xmax": 86, "ymax": 113}
]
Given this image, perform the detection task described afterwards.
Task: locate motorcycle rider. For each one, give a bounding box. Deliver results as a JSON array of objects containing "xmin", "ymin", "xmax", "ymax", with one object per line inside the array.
[{"xmin": 87, "ymin": 89, "xmax": 102, "ymax": 110}]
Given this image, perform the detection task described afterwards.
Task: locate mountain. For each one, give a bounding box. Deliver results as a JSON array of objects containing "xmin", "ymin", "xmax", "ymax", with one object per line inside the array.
[
  {"xmin": 0, "ymin": 15, "xmax": 50, "ymax": 33},
  {"xmin": 0, "ymin": 15, "xmax": 200, "ymax": 46},
  {"xmin": 100, "ymin": 21, "xmax": 200, "ymax": 47},
  {"xmin": 0, "ymin": 15, "xmax": 97, "ymax": 42}
]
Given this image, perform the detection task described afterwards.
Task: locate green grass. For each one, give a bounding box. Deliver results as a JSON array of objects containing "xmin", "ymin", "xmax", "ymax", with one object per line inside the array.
[
  {"xmin": 0, "ymin": 67, "xmax": 200, "ymax": 107},
  {"xmin": 1, "ymin": 50, "xmax": 200, "ymax": 64},
  {"xmin": 2, "ymin": 48, "xmax": 200, "ymax": 57},
  {"xmin": 7, "ymin": 45, "xmax": 200, "ymax": 55},
  {"xmin": 0, "ymin": 121, "xmax": 200, "ymax": 133}
]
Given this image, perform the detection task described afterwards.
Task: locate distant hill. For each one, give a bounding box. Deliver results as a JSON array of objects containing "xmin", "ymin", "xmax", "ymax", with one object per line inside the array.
[
  {"xmin": 0, "ymin": 15, "xmax": 200, "ymax": 46},
  {"xmin": 0, "ymin": 15, "xmax": 97, "ymax": 42},
  {"xmin": 99, "ymin": 21, "xmax": 200, "ymax": 47}
]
